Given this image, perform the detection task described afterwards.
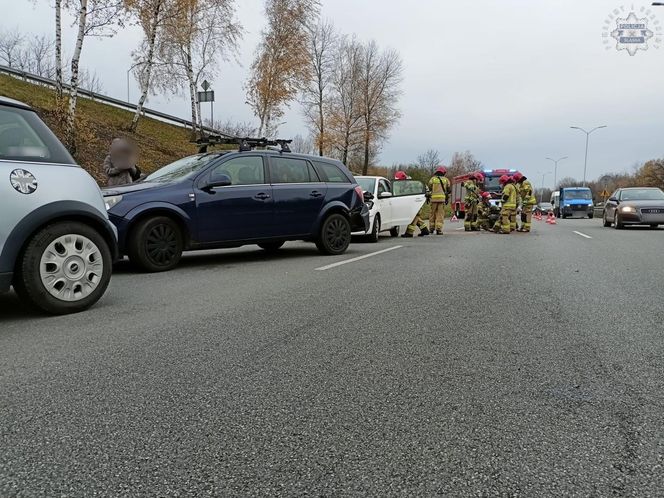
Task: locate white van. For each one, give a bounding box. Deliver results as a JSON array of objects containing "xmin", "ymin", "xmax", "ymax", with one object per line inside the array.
[{"xmin": 550, "ymin": 191, "xmax": 560, "ymax": 217}]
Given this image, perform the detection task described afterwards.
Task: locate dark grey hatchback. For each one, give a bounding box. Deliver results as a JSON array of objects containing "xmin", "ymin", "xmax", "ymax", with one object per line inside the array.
[{"xmin": 603, "ymin": 187, "xmax": 664, "ymax": 229}]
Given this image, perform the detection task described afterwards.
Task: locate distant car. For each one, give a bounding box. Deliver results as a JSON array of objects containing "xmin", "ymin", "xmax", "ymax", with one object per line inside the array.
[
  {"xmin": 103, "ymin": 145, "xmax": 369, "ymax": 272},
  {"xmin": 0, "ymin": 97, "xmax": 116, "ymax": 314},
  {"xmin": 534, "ymin": 202, "xmax": 553, "ymax": 214},
  {"xmin": 603, "ymin": 187, "xmax": 664, "ymax": 229},
  {"xmin": 354, "ymin": 176, "xmax": 427, "ymax": 241}
]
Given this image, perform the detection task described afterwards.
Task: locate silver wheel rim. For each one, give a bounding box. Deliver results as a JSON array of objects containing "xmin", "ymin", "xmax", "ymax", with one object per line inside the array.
[{"xmin": 39, "ymin": 234, "xmax": 104, "ymax": 302}]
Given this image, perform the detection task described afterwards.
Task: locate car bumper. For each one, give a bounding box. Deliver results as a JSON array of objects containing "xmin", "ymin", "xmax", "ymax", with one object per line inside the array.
[
  {"xmin": 108, "ymin": 213, "xmax": 130, "ymax": 255},
  {"xmin": 0, "ymin": 272, "xmax": 12, "ymax": 293},
  {"xmin": 562, "ymin": 206, "xmax": 593, "ymax": 217},
  {"xmin": 620, "ymin": 212, "xmax": 664, "ymax": 224},
  {"xmin": 350, "ymin": 204, "xmax": 370, "ymax": 232}
]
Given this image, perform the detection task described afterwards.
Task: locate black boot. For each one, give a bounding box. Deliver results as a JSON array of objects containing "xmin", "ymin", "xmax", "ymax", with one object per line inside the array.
[
  {"xmin": 418, "ymin": 227, "xmax": 430, "ymax": 236},
  {"xmin": 401, "ymin": 233, "xmax": 414, "ymax": 238}
]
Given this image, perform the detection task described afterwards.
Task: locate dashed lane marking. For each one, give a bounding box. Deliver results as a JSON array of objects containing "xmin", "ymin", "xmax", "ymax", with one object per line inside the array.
[
  {"xmin": 573, "ymin": 231, "xmax": 593, "ymax": 239},
  {"xmin": 315, "ymin": 245, "xmax": 403, "ymax": 271}
]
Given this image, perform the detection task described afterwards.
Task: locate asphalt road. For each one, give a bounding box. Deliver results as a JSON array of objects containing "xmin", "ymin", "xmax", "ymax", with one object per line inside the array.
[{"xmin": 1, "ymin": 218, "xmax": 663, "ymax": 496}]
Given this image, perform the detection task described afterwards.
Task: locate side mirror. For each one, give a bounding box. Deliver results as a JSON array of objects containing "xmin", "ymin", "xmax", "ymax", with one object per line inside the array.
[
  {"xmin": 363, "ymin": 191, "xmax": 375, "ymax": 202},
  {"xmin": 608, "ymin": 196, "xmax": 617, "ymax": 202},
  {"xmin": 204, "ymin": 174, "xmax": 232, "ymax": 190},
  {"xmin": 378, "ymin": 191, "xmax": 393, "ymax": 199}
]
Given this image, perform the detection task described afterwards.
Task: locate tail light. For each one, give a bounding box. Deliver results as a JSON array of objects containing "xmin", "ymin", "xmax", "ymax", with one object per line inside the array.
[{"xmin": 354, "ymin": 185, "xmax": 364, "ymax": 203}]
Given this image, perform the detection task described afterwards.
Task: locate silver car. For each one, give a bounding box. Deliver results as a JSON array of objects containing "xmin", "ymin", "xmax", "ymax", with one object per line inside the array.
[
  {"xmin": 0, "ymin": 97, "xmax": 117, "ymax": 314},
  {"xmin": 603, "ymin": 187, "xmax": 664, "ymax": 229}
]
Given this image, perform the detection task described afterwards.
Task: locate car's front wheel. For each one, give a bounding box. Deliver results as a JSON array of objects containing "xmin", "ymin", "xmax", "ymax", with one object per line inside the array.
[
  {"xmin": 389, "ymin": 226, "xmax": 400, "ymax": 237},
  {"xmin": 128, "ymin": 216, "xmax": 184, "ymax": 272},
  {"xmin": 14, "ymin": 221, "xmax": 112, "ymax": 315},
  {"xmin": 315, "ymin": 213, "xmax": 351, "ymax": 255},
  {"xmin": 367, "ymin": 215, "xmax": 380, "ymax": 243},
  {"xmin": 614, "ymin": 213, "xmax": 624, "ymax": 229}
]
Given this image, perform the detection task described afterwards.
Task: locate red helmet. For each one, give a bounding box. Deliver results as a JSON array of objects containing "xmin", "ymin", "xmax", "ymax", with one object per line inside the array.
[
  {"xmin": 394, "ymin": 170, "xmax": 407, "ymax": 181},
  {"xmin": 499, "ymin": 174, "xmax": 510, "ymax": 185},
  {"xmin": 481, "ymin": 191, "xmax": 492, "ymax": 200},
  {"xmin": 512, "ymin": 172, "xmax": 524, "ymax": 182},
  {"xmin": 474, "ymin": 172, "xmax": 485, "ymax": 182},
  {"xmin": 435, "ymin": 166, "xmax": 447, "ymax": 176}
]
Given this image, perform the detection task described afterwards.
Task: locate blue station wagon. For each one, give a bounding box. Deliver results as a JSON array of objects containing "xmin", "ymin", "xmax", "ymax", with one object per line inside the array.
[{"xmin": 103, "ymin": 141, "xmax": 369, "ymax": 272}]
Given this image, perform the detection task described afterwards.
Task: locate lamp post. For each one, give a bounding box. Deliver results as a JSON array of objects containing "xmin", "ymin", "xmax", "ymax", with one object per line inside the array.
[
  {"xmin": 539, "ymin": 171, "xmax": 552, "ymax": 203},
  {"xmin": 545, "ymin": 156, "xmax": 568, "ymax": 191},
  {"xmin": 570, "ymin": 126, "xmax": 607, "ymax": 187}
]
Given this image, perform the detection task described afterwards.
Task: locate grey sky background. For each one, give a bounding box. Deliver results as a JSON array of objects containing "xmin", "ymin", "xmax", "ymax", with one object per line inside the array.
[{"xmin": 3, "ymin": 0, "xmax": 664, "ymax": 186}]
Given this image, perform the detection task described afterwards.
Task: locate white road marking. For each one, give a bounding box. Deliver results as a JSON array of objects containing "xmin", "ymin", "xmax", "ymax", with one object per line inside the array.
[
  {"xmin": 455, "ymin": 227, "xmax": 465, "ymax": 231},
  {"xmin": 573, "ymin": 231, "xmax": 592, "ymax": 239},
  {"xmin": 315, "ymin": 245, "xmax": 403, "ymax": 271}
]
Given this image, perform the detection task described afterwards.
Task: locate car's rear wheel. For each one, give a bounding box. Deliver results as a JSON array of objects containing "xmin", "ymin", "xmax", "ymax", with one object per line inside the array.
[
  {"xmin": 129, "ymin": 216, "xmax": 183, "ymax": 272},
  {"xmin": 14, "ymin": 221, "xmax": 112, "ymax": 315},
  {"xmin": 603, "ymin": 212, "xmax": 611, "ymax": 227},
  {"xmin": 614, "ymin": 213, "xmax": 624, "ymax": 229},
  {"xmin": 315, "ymin": 213, "xmax": 351, "ymax": 255},
  {"xmin": 368, "ymin": 215, "xmax": 380, "ymax": 243},
  {"xmin": 389, "ymin": 226, "xmax": 400, "ymax": 237},
  {"xmin": 258, "ymin": 241, "xmax": 285, "ymax": 252},
  {"xmin": 588, "ymin": 213, "xmax": 594, "ymax": 219}
]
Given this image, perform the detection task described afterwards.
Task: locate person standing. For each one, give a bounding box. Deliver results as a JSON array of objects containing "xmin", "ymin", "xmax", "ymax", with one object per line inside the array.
[
  {"xmin": 463, "ymin": 172, "xmax": 483, "ymax": 231},
  {"xmin": 428, "ymin": 166, "xmax": 451, "ymax": 235},
  {"xmin": 513, "ymin": 172, "xmax": 537, "ymax": 232},
  {"xmin": 494, "ymin": 174, "xmax": 517, "ymax": 234},
  {"xmin": 396, "ymin": 171, "xmax": 430, "ymax": 238},
  {"xmin": 104, "ymin": 137, "xmax": 141, "ymax": 187}
]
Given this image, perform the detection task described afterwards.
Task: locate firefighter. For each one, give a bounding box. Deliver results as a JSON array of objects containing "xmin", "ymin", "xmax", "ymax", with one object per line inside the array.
[
  {"xmin": 463, "ymin": 172, "xmax": 483, "ymax": 231},
  {"xmin": 427, "ymin": 166, "xmax": 451, "ymax": 234},
  {"xmin": 494, "ymin": 174, "xmax": 517, "ymax": 234},
  {"xmin": 396, "ymin": 171, "xmax": 430, "ymax": 238},
  {"xmin": 477, "ymin": 191, "xmax": 493, "ymax": 231},
  {"xmin": 513, "ymin": 172, "xmax": 537, "ymax": 232}
]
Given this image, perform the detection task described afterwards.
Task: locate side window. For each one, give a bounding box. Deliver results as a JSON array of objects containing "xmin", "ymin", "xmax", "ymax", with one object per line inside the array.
[
  {"xmin": 270, "ymin": 157, "xmax": 319, "ymax": 184},
  {"xmin": 392, "ymin": 180, "xmax": 425, "ymax": 197},
  {"xmin": 211, "ymin": 156, "xmax": 265, "ymax": 185},
  {"xmin": 614, "ymin": 190, "xmax": 620, "ymax": 201},
  {"xmin": 314, "ymin": 161, "xmax": 350, "ymax": 183},
  {"xmin": 378, "ymin": 180, "xmax": 391, "ymax": 195}
]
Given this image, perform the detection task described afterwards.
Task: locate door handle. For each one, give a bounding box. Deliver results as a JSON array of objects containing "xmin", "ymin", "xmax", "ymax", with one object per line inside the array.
[
  {"xmin": 254, "ymin": 193, "xmax": 271, "ymax": 200},
  {"xmin": 310, "ymin": 191, "xmax": 323, "ymax": 197}
]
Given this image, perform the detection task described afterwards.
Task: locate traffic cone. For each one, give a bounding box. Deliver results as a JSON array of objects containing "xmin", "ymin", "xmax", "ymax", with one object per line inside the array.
[
  {"xmin": 450, "ymin": 214, "xmax": 459, "ymax": 223},
  {"xmin": 546, "ymin": 211, "xmax": 556, "ymax": 224}
]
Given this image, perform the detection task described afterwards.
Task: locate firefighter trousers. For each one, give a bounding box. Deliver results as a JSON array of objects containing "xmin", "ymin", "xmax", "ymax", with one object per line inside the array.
[
  {"xmin": 495, "ymin": 207, "xmax": 515, "ymax": 233},
  {"xmin": 520, "ymin": 209, "xmax": 533, "ymax": 232},
  {"xmin": 429, "ymin": 201, "xmax": 445, "ymax": 232},
  {"xmin": 406, "ymin": 208, "xmax": 428, "ymax": 235},
  {"xmin": 464, "ymin": 203, "xmax": 479, "ymax": 231}
]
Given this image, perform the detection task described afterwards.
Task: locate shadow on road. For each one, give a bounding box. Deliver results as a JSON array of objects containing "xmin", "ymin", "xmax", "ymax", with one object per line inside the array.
[{"xmin": 0, "ymin": 291, "xmax": 36, "ymax": 320}]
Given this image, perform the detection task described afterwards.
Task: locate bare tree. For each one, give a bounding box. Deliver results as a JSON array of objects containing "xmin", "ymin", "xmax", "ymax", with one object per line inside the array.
[
  {"xmin": 0, "ymin": 29, "xmax": 24, "ymax": 68},
  {"xmin": 25, "ymin": 35, "xmax": 55, "ymax": 78},
  {"xmin": 55, "ymin": 0, "xmax": 63, "ymax": 95},
  {"xmin": 357, "ymin": 41, "xmax": 403, "ymax": 174},
  {"xmin": 158, "ymin": 0, "xmax": 242, "ymax": 135},
  {"xmin": 291, "ymin": 133, "xmax": 314, "ymax": 154},
  {"xmin": 246, "ymin": 0, "xmax": 320, "ymax": 137},
  {"xmin": 203, "ymin": 118, "xmax": 257, "ymax": 137},
  {"xmin": 417, "ymin": 149, "xmax": 441, "ymax": 175},
  {"xmin": 64, "ymin": 0, "xmax": 127, "ymax": 151},
  {"xmin": 79, "ymin": 68, "xmax": 104, "ymax": 93},
  {"xmin": 326, "ymin": 35, "xmax": 364, "ymax": 166},
  {"xmin": 301, "ymin": 19, "xmax": 336, "ymax": 156},
  {"xmin": 447, "ymin": 150, "xmax": 482, "ymax": 178}
]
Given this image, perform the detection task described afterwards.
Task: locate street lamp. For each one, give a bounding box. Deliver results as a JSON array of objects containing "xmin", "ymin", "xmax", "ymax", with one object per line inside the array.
[
  {"xmin": 538, "ymin": 171, "xmax": 552, "ymax": 203},
  {"xmin": 545, "ymin": 156, "xmax": 568, "ymax": 191},
  {"xmin": 570, "ymin": 125, "xmax": 607, "ymax": 187}
]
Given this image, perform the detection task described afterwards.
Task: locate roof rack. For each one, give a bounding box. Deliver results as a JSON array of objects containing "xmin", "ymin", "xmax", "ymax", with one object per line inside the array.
[{"xmin": 194, "ymin": 135, "xmax": 292, "ymax": 154}]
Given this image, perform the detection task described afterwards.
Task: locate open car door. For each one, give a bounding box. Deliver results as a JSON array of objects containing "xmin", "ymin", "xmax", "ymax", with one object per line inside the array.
[{"xmin": 390, "ymin": 180, "xmax": 427, "ymax": 227}]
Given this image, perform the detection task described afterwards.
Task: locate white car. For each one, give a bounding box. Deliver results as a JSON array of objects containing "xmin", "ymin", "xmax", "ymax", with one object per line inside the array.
[{"xmin": 354, "ymin": 176, "xmax": 427, "ymax": 242}]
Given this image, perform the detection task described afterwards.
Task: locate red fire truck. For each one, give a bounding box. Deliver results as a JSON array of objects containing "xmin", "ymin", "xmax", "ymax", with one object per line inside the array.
[{"xmin": 450, "ymin": 168, "xmax": 519, "ymax": 218}]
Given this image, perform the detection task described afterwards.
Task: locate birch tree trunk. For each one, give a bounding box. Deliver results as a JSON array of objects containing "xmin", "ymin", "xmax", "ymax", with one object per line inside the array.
[
  {"xmin": 55, "ymin": 0, "xmax": 63, "ymax": 97},
  {"xmin": 130, "ymin": 0, "xmax": 161, "ymax": 132},
  {"xmin": 185, "ymin": 46, "xmax": 199, "ymax": 134},
  {"xmin": 65, "ymin": 0, "xmax": 88, "ymax": 151}
]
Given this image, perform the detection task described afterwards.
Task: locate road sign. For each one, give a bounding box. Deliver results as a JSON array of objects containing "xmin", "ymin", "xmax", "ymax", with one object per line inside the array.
[
  {"xmin": 197, "ymin": 90, "xmax": 215, "ymax": 103},
  {"xmin": 201, "ymin": 80, "xmax": 210, "ymax": 91},
  {"xmin": 600, "ymin": 189, "xmax": 611, "ymax": 197}
]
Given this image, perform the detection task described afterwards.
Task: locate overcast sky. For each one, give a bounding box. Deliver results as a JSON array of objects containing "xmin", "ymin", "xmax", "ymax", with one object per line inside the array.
[{"xmin": 4, "ymin": 0, "xmax": 664, "ymax": 186}]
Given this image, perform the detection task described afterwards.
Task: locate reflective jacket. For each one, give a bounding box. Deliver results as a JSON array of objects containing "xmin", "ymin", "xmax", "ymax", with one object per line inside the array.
[
  {"xmin": 463, "ymin": 180, "xmax": 479, "ymax": 205},
  {"xmin": 501, "ymin": 183, "xmax": 517, "ymax": 209},
  {"xmin": 428, "ymin": 175, "xmax": 450, "ymax": 202},
  {"xmin": 519, "ymin": 180, "xmax": 537, "ymax": 206}
]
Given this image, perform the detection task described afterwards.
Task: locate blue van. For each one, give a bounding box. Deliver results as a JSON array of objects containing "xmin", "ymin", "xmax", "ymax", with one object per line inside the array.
[{"xmin": 556, "ymin": 187, "xmax": 593, "ymax": 219}]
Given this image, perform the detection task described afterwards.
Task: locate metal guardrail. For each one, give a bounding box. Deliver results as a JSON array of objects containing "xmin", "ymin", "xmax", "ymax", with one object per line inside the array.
[{"xmin": 0, "ymin": 64, "xmax": 218, "ymax": 134}]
